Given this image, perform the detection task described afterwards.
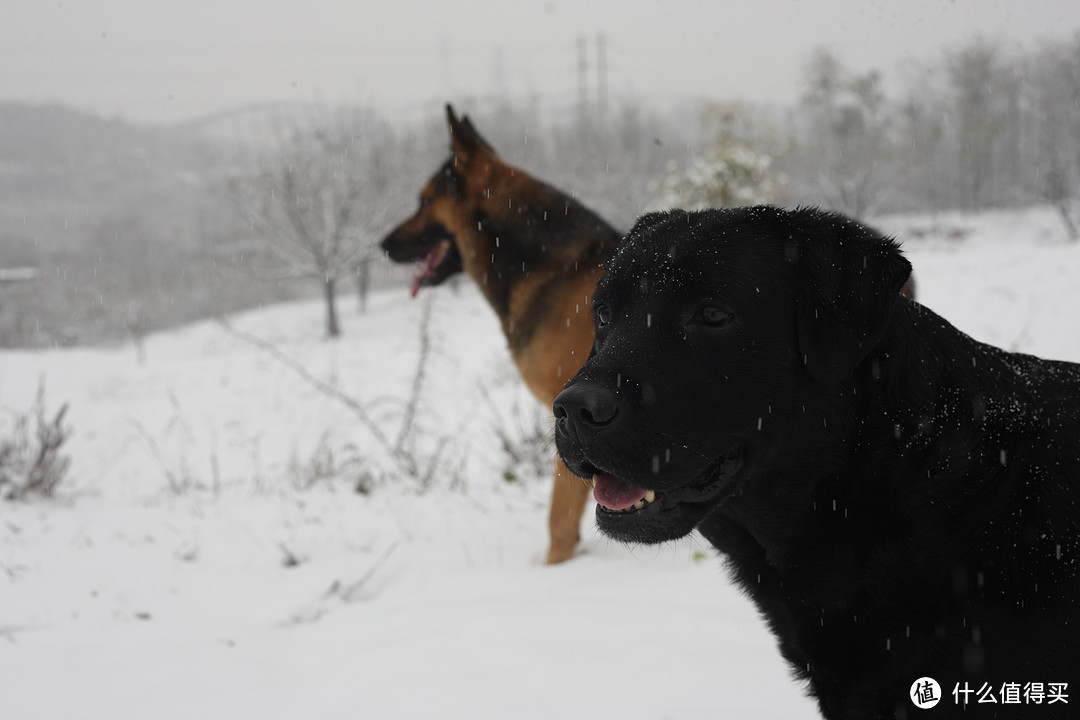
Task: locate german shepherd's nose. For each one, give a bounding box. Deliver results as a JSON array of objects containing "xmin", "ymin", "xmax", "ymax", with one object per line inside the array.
[{"xmin": 553, "ymin": 383, "xmax": 619, "ymax": 442}]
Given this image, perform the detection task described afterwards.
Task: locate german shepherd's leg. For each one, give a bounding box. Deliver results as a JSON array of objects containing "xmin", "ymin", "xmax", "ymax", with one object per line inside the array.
[{"xmin": 546, "ymin": 454, "xmax": 592, "ymax": 564}]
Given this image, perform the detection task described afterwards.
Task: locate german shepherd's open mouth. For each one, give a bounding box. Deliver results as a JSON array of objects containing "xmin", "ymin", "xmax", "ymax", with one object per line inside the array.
[{"xmin": 384, "ymin": 226, "xmax": 463, "ymax": 298}]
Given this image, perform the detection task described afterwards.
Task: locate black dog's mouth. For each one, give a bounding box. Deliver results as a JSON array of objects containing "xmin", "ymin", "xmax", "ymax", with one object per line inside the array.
[
  {"xmin": 590, "ymin": 467, "xmax": 735, "ymax": 515},
  {"xmin": 580, "ymin": 448, "xmax": 744, "ymax": 542}
]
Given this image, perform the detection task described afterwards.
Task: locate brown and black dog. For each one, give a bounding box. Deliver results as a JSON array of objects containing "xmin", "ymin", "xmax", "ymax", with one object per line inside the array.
[{"xmin": 380, "ymin": 105, "xmax": 620, "ymax": 564}]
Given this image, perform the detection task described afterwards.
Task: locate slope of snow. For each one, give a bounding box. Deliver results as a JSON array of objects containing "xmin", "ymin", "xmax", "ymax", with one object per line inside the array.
[{"xmin": 2, "ymin": 206, "xmax": 1078, "ymax": 719}]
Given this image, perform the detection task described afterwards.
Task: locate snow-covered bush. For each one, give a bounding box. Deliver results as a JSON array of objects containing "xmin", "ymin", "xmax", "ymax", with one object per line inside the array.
[{"xmin": 651, "ymin": 102, "xmax": 783, "ymax": 210}]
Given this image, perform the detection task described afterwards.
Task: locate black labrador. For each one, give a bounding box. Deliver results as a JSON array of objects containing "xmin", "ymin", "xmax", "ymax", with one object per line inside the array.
[{"xmin": 554, "ymin": 206, "xmax": 1080, "ymax": 719}]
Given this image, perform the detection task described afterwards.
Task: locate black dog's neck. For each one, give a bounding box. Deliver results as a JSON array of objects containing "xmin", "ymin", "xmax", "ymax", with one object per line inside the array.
[
  {"xmin": 699, "ymin": 297, "xmax": 1080, "ymax": 717},
  {"xmin": 704, "ymin": 298, "xmax": 1052, "ymax": 564},
  {"xmin": 868, "ymin": 298, "xmax": 1066, "ymax": 470}
]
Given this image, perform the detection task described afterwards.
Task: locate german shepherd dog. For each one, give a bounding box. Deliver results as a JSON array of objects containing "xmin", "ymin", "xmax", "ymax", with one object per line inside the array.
[{"xmin": 380, "ymin": 106, "xmax": 620, "ymax": 564}]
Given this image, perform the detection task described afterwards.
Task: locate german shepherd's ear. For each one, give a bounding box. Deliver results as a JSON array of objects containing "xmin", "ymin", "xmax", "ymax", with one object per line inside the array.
[
  {"xmin": 789, "ymin": 208, "xmax": 912, "ymax": 383},
  {"xmin": 445, "ymin": 104, "xmax": 497, "ymax": 165}
]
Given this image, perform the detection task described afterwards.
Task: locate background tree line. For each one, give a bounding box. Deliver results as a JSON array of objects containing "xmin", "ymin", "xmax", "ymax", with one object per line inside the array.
[
  {"xmin": 783, "ymin": 36, "xmax": 1080, "ymax": 227},
  {"xmin": 1, "ymin": 34, "xmax": 1077, "ymax": 347}
]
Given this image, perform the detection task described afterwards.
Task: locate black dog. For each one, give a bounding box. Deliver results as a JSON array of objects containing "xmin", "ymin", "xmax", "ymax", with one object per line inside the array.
[{"xmin": 554, "ymin": 206, "xmax": 1080, "ymax": 719}]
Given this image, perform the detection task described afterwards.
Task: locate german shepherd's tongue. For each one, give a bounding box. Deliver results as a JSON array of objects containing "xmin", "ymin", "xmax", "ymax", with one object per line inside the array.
[
  {"xmin": 593, "ymin": 473, "xmax": 647, "ymax": 511},
  {"xmin": 410, "ymin": 240, "xmax": 451, "ymax": 298}
]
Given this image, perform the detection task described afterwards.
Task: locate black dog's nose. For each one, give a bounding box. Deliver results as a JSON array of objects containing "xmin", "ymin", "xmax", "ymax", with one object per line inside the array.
[{"xmin": 553, "ymin": 383, "xmax": 619, "ymax": 433}]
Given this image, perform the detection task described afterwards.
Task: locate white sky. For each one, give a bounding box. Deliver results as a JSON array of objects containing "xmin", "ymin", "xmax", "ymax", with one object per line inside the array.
[{"xmin": 3, "ymin": 0, "xmax": 1079, "ymax": 124}]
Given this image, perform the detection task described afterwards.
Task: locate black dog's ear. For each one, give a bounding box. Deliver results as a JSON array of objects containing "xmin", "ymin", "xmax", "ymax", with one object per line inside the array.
[
  {"xmin": 626, "ymin": 210, "xmax": 685, "ymax": 239},
  {"xmin": 790, "ymin": 209, "xmax": 912, "ymax": 383}
]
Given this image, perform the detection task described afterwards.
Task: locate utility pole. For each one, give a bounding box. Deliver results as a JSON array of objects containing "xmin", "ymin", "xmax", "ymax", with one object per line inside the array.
[
  {"xmin": 596, "ymin": 32, "xmax": 608, "ymax": 131},
  {"xmin": 492, "ymin": 45, "xmax": 506, "ymax": 98},
  {"xmin": 577, "ymin": 34, "xmax": 589, "ymax": 135}
]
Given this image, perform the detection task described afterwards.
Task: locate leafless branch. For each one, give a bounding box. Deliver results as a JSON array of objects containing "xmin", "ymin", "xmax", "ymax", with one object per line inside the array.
[
  {"xmin": 394, "ymin": 292, "xmax": 435, "ymax": 455},
  {"xmin": 216, "ymin": 315, "xmax": 408, "ymax": 468}
]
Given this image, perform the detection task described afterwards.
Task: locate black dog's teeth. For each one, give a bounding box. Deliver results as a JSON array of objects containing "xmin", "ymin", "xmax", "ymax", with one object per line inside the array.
[{"xmin": 594, "ymin": 481, "xmax": 658, "ymax": 513}]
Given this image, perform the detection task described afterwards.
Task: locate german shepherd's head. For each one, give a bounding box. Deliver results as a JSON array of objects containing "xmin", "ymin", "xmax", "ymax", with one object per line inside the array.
[
  {"xmin": 380, "ymin": 105, "xmax": 509, "ymax": 297},
  {"xmin": 379, "ymin": 106, "xmax": 485, "ymax": 298},
  {"xmin": 379, "ymin": 105, "xmax": 618, "ymax": 309}
]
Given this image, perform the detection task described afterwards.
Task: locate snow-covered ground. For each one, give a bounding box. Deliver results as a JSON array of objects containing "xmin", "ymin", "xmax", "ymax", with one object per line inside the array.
[{"xmin": 1, "ymin": 206, "xmax": 1078, "ymax": 720}]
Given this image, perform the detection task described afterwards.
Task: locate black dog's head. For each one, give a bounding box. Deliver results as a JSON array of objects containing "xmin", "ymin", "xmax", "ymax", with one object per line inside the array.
[{"xmin": 553, "ymin": 206, "xmax": 912, "ymax": 544}]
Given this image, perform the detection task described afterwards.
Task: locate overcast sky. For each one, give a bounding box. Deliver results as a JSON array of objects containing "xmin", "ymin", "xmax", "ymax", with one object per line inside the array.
[{"xmin": 3, "ymin": 0, "xmax": 1079, "ymax": 125}]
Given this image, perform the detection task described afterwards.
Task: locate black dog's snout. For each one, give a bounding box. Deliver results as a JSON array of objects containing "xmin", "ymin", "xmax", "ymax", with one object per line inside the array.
[{"xmin": 554, "ymin": 383, "xmax": 619, "ymax": 441}]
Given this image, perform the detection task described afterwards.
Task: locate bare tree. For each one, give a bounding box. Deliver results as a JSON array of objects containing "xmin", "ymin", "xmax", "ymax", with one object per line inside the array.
[
  {"xmin": 230, "ymin": 106, "xmax": 392, "ymax": 337},
  {"xmin": 792, "ymin": 48, "xmax": 897, "ymax": 220},
  {"xmin": 893, "ymin": 61, "xmax": 950, "ymax": 213},
  {"xmin": 943, "ymin": 40, "xmax": 1016, "ymax": 210},
  {"xmin": 1027, "ymin": 35, "xmax": 1080, "ymax": 239}
]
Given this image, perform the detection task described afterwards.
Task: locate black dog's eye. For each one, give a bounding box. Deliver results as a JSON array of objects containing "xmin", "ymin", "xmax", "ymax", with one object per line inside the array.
[
  {"xmin": 595, "ymin": 305, "xmax": 612, "ymax": 327},
  {"xmin": 697, "ymin": 305, "xmax": 733, "ymax": 328}
]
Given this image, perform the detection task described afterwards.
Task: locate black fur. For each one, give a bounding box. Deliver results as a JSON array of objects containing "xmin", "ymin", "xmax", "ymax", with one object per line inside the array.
[
  {"xmin": 431, "ymin": 158, "xmax": 464, "ymax": 200},
  {"xmin": 554, "ymin": 206, "xmax": 1080, "ymax": 719}
]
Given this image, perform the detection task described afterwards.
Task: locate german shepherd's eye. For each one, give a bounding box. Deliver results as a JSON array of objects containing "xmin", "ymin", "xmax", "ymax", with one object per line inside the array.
[
  {"xmin": 595, "ymin": 305, "xmax": 612, "ymax": 327},
  {"xmin": 696, "ymin": 305, "xmax": 733, "ymax": 328}
]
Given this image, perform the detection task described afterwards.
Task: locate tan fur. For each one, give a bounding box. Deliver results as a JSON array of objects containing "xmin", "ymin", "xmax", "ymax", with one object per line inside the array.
[
  {"xmin": 508, "ymin": 268, "xmax": 603, "ymax": 405},
  {"xmin": 513, "ymin": 269, "xmax": 603, "ymax": 563}
]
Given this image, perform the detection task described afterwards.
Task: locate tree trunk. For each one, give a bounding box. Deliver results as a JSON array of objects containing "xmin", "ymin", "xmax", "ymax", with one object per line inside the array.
[
  {"xmin": 356, "ymin": 257, "xmax": 370, "ymax": 315},
  {"xmin": 324, "ymin": 275, "xmax": 340, "ymax": 338},
  {"xmin": 1056, "ymin": 200, "xmax": 1080, "ymax": 242}
]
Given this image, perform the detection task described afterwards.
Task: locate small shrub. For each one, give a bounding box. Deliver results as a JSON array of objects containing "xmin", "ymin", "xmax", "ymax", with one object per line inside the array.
[{"xmin": 0, "ymin": 384, "xmax": 72, "ymax": 500}]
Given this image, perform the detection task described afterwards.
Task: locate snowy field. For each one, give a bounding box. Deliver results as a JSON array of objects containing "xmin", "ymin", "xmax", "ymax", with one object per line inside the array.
[{"xmin": 2, "ymin": 206, "xmax": 1078, "ymax": 720}]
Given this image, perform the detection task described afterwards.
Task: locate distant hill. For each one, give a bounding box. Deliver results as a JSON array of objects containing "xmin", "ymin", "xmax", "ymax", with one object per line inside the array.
[
  {"xmin": 0, "ymin": 102, "xmax": 220, "ymax": 215},
  {"xmin": 0, "ymin": 102, "xmax": 192, "ymax": 165},
  {"xmin": 174, "ymin": 101, "xmax": 335, "ymax": 147},
  {"xmin": 0, "ymin": 103, "xmax": 311, "ymax": 348}
]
